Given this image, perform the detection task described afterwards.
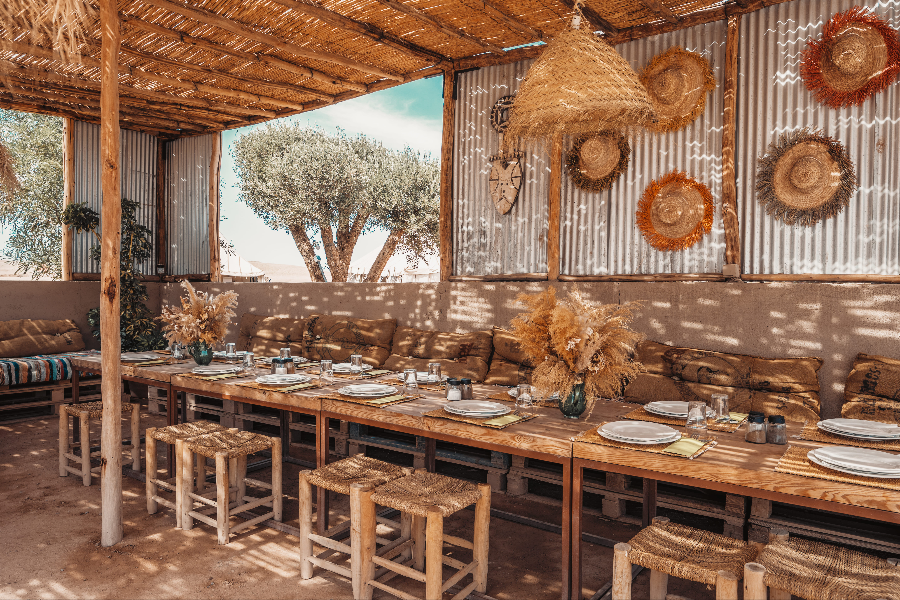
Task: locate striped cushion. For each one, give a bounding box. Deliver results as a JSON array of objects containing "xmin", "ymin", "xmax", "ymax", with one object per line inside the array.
[{"xmin": 0, "ymin": 351, "xmax": 95, "ymax": 387}]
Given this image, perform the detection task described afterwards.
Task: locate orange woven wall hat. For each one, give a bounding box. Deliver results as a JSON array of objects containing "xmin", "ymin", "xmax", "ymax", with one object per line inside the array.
[
  {"xmin": 636, "ymin": 171, "xmax": 713, "ymax": 252},
  {"xmin": 800, "ymin": 6, "xmax": 900, "ymax": 109}
]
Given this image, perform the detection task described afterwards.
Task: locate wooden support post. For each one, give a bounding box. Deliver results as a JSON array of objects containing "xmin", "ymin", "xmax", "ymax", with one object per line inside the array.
[
  {"xmin": 146, "ymin": 428, "xmax": 157, "ymax": 514},
  {"xmin": 715, "ymin": 570, "xmax": 739, "ymax": 600},
  {"xmin": 425, "ymin": 506, "xmax": 444, "ymax": 600},
  {"xmin": 216, "ymin": 452, "xmax": 230, "ymax": 544},
  {"xmin": 208, "ymin": 132, "xmax": 222, "ymax": 282},
  {"xmin": 547, "ymin": 135, "xmax": 562, "ymax": 281},
  {"xmin": 721, "ymin": 13, "xmax": 741, "ymax": 271},
  {"xmin": 743, "ymin": 563, "xmax": 766, "ymax": 600},
  {"xmin": 350, "ymin": 483, "xmax": 376, "ymax": 600},
  {"xmin": 612, "ymin": 543, "xmax": 632, "ymax": 600},
  {"xmin": 473, "ymin": 483, "xmax": 490, "ymax": 593},
  {"xmin": 130, "ymin": 403, "xmax": 140, "ymax": 471},
  {"xmin": 99, "ymin": 0, "xmax": 124, "ymax": 548},
  {"xmin": 80, "ymin": 412, "xmax": 91, "ymax": 486},
  {"xmin": 439, "ymin": 69, "xmax": 455, "ymax": 282},
  {"xmin": 156, "ymin": 140, "xmax": 167, "ymax": 274},
  {"xmin": 61, "ymin": 118, "xmax": 75, "ymax": 281},
  {"xmin": 58, "ymin": 407, "xmax": 69, "ymax": 476},
  {"xmin": 649, "ymin": 569, "xmax": 669, "ymax": 600},
  {"xmin": 179, "ymin": 439, "xmax": 194, "ymax": 530},
  {"xmin": 298, "ymin": 471, "xmax": 314, "ymax": 580},
  {"xmin": 642, "ymin": 478, "xmax": 657, "ymax": 527},
  {"xmin": 315, "ymin": 414, "xmax": 330, "ymax": 535},
  {"xmin": 271, "ymin": 436, "xmax": 283, "ymax": 522},
  {"xmin": 412, "ymin": 514, "xmax": 426, "ymax": 571}
]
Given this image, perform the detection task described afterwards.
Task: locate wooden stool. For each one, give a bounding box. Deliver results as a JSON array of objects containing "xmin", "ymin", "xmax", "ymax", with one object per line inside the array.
[
  {"xmin": 58, "ymin": 400, "xmax": 141, "ymax": 486},
  {"xmin": 299, "ymin": 454, "xmax": 411, "ymax": 594},
  {"xmin": 745, "ymin": 530, "xmax": 900, "ymax": 600},
  {"xmin": 145, "ymin": 420, "xmax": 228, "ymax": 527},
  {"xmin": 612, "ymin": 517, "xmax": 758, "ymax": 600},
  {"xmin": 181, "ymin": 429, "xmax": 283, "ymax": 544},
  {"xmin": 351, "ymin": 470, "xmax": 490, "ymax": 600}
]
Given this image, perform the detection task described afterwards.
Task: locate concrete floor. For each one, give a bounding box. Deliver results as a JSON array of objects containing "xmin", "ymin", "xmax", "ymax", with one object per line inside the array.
[{"xmin": 0, "ymin": 411, "xmax": 717, "ymax": 599}]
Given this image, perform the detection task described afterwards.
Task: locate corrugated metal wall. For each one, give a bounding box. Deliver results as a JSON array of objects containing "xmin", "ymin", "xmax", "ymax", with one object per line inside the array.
[
  {"xmin": 452, "ymin": 61, "xmax": 550, "ymax": 276},
  {"xmin": 561, "ymin": 21, "xmax": 727, "ymax": 275},
  {"xmin": 166, "ymin": 134, "xmax": 212, "ymax": 276},
  {"xmin": 72, "ymin": 121, "xmax": 158, "ymax": 275},
  {"xmin": 739, "ymin": 0, "xmax": 900, "ymax": 275}
]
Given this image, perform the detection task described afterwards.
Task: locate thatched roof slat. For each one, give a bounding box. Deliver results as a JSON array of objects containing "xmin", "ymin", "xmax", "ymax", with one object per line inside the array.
[
  {"xmin": 475, "ymin": 0, "xmax": 544, "ymax": 41},
  {"xmin": 637, "ymin": 0, "xmax": 680, "ymax": 23},
  {"xmin": 372, "ymin": 0, "xmax": 506, "ymax": 54}
]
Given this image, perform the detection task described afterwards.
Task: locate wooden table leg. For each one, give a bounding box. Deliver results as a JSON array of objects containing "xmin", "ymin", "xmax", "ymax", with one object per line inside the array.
[
  {"xmin": 642, "ymin": 478, "xmax": 657, "ymax": 528},
  {"xmin": 316, "ymin": 414, "xmax": 330, "ymax": 535},
  {"xmin": 570, "ymin": 460, "xmax": 583, "ymax": 600},
  {"xmin": 180, "ymin": 390, "xmax": 187, "ymax": 425},
  {"xmin": 561, "ymin": 457, "xmax": 573, "ymax": 600},
  {"xmin": 279, "ymin": 410, "xmax": 290, "ymax": 459},
  {"xmin": 71, "ymin": 370, "xmax": 81, "ymax": 442},
  {"xmin": 424, "ymin": 437, "xmax": 436, "ymax": 472},
  {"xmin": 166, "ymin": 385, "xmax": 176, "ymax": 478}
]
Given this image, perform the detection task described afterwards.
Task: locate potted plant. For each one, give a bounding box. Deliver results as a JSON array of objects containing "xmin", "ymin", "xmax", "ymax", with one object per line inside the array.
[
  {"xmin": 510, "ymin": 287, "xmax": 643, "ymax": 418},
  {"xmin": 158, "ymin": 281, "xmax": 238, "ymax": 365}
]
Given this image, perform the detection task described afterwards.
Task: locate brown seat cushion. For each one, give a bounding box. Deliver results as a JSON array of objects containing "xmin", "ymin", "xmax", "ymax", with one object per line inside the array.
[
  {"xmin": 383, "ymin": 325, "xmax": 493, "ymax": 381},
  {"xmin": 484, "ymin": 327, "xmax": 534, "ymax": 386},
  {"xmin": 624, "ymin": 373, "xmax": 820, "ymax": 423},
  {"xmin": 237, "ymin": 313, "xmax": 307, "ymax": 358},
  {"xmin": 0, "ymin": 319, "xmax": 85, "ymax": 358},
  {"xmin": 303, "ymin": 314, "xmax": 397, "ymax": 366},
  {"xmin": 664, "ymin": 347, "xmax": 822, "ymax": 394},
  {"xmin": 634, "ymin": 340, "xmax": 674, "ymax": 376},
  {"xmin": 841, "ymin": 353, "xmax": 900, "ymax": 423}
]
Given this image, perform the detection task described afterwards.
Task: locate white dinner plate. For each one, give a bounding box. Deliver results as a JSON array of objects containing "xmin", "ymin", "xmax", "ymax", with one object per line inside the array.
[
  {"xmin": 602, "ymin": 431, "xmax": 681, "ymax": 445},
  {"xmin": 338, "ymin": 384, "xmax": 397, "ymax": 397},
  {"xmin": 444, "ymin": 404, "xmax": 509, "ymax": 416},
  {"xmin": 120, "ymin": 352, "xmax": 160, "ymax": 361},
  {"xmin": 599, "ymin": 421, "xmax": 680, "ymax": 444},
  {"xmin": 818, "ymin": 423, "xmax": 900, "ymax": 441},
  {"xmin": 644, "ymin": 401, "xmax": 715, "ymax": 418},
  {"xmin": 212, "ymin": 351, "xmax": 249, "ymax": 357},
  {"xmin": 255, "ymin": 374, "xmax": 311, "ymax": 386},
  {"xmin": 192, "ymin": 365, "xmax": 242, "ymax": 374},
  {"xmin": 259, "ymin": 356, "xmax": 308, "ymax": 364},
  {"xmin": 807, "ymin": 450, "xmax": 900, "ymax": 479},
  {"xmin": 444, "ymin": 401, "xmax": 508, "ymax": 413},
  {"xmin": 333, "ymin": 363, "xmax": 373, "ymax": 373},
  {"xmin": 818, "ymin": 419, "xmax": 900, "ymax": 439},
  {"xmin": 810, "ymin": 446, "xmax": 900, "ymax": 472}
]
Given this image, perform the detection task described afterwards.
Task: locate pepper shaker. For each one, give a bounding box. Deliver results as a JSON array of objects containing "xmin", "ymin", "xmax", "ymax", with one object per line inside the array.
[
  {"xmin": 766, "ymin": 415, "xmax": 787, "ymax": 444},
  {"xmin": 459, "ymin": 378, "xmax": 473, "ymax": 400},
  {"xmin": 745, "ymin": 414, "xmax": 767, "ymax": 444}
]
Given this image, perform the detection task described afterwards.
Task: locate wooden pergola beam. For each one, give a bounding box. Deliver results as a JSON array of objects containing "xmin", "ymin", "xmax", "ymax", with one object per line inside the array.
[
  {"xmin": 476, "ymin": 0, "xmax": 543, "ymax": 41},
  {"xmin": 270, "ymin": 0, "xmax": 447, "ymax": 64},
  {"xmin": 638, "ymin": 0, "xmax": 680, "ymax": 23},
  {"xmin": 439, "ymin": 69, "xmax": 455, "ymax": 281},
  {"xmin": 61, "ymin": 118, "xmax": 74, "ymax": 281},
  {"xmin": 374, "ymin": 0, "xmax": 505, "ymax": 54},
  {"xmin": 120, "ymin": 14, "xmax": 367, "ymax": 93},
  {"xmin": 144, "ymin": 0, "xmax": 404, "ymax": 81},
  {"xmin": 0, "ymin": 97, "xmax": 176, "ymax": 137}
]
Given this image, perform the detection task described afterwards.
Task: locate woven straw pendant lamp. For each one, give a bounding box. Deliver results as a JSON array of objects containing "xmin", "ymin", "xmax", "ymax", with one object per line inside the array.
[{"xmin": 504, "ymin": 7, "xmax": 656, "ymax": 149}]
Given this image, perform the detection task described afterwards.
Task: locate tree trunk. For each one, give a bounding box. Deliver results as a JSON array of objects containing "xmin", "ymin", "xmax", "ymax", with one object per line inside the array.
[
  {"xmin": 288, "ymin": 223, "xmax": 326, "ymax": 282},
  {"xmin": 365, "ymin": 229, "xmax": 404, "ymax": 282},
  {"xmin": 316, "ymin": 215, "xmax": 348, "ymax": 282}
]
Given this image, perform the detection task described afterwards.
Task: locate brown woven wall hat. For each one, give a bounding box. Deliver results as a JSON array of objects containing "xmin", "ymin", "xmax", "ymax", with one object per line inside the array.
[
  {"xmin": 800, "ymin": 6, "xmax": 900, "ymax": 108},
  {"xmin": 637, "ymin": 171, "xmax": 713, "ymax": 251},
  {"xmin": 756, "ymin": 129, "xmax": 857, "ymax": 227},
  {"xmin": 566, "ymin": 132, "xmax": 630, "ymax": 192},
  {"xmin": 640, "ymin": 47, "xmax": 716, "ymax": 133}
]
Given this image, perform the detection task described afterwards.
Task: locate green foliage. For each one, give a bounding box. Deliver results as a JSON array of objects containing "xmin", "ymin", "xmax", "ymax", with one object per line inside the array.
[
  {"xmin": 63, "ymin": 198, "xmax": 167, "ymax": 352},
  {"xmin": 231, "ymin": 124, "xmax": 439, "ymax": 281},
  {"xmin": 0, "ymin": 110, "xmax": 64, "ymax": 279}
]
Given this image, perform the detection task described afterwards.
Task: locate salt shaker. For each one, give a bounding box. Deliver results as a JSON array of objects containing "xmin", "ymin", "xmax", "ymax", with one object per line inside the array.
[
  {"xmin": 460, "ymin": 378, "xmax": 473, "ymax": 400},
  {"xmin": 745, "ymin": 414, "xmax": 767, "ymax": 444},
  {"xmin": 446, "ymin": 378, "xmax": 461, "ymax": 401},
  {"xmin": 272, "ymin": 347, "xmax": 295, "ymax": 375},
  {"xmin": 766, "ymin": 415, "xmax": 787, "ymax": 445}
]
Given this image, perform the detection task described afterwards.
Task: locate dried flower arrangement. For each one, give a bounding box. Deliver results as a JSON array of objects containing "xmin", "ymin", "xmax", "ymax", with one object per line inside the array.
[
  {"xmin": 510, "ymin": 287, "xmax": 644, "ymax": 404},
  {"xmin": 158, "ymin": 280, "xmax": 238, "ymax": 348}
]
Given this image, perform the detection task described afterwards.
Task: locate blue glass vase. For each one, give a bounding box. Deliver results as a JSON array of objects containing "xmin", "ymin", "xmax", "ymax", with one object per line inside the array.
[
  {"xmin": 188, "ymin": 341, "xmax": 213, "ymax": 366},
  {"xmin": 558, "ymin": 382, "xmax": 587, "ymax": 419}
]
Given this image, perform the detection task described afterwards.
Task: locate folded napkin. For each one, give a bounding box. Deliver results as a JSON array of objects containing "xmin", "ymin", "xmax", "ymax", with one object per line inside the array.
[
  {"xmin": 263, "ymin": 382, "xmax": 317, "ymax": 393},
  {"xmin": 365, "ymin": 394, "xmax": 407, "ymax": 404},
  {"xmin": 196, "ymin": 373, "xmax": 241, "ymax": 381},
  {"xmin": 483, "ymin": 414, "xmax": 525, "ymax": 427},
  {"xmin": 727, "ymin": 412, "xmax": 749, "ymax": 423},
  {"xmin": 367, "ymin": 369, "xmax": 392, "ymax": 376},
  {"xmin": 131, "ymin": 359, "xmax": 171, "ymax": 366},
  {"xmin": 664, "ymin": 437, "xmax": 708, "ymax": 457}
]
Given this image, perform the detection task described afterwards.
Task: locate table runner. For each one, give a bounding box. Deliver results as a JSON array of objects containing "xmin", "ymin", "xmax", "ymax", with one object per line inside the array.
[
  {"xmin": 774, "ymin": 445, "xmax": 900, "ymax": 492},
  {"xmin": 623, "ymin": 406, "xmax": 748, "ymax": 434},
  {"xmin": 797, "ymin": 423, "xmax": 900, "ymax": 452},
  {"xmin": 318, "ymin": 392, "xmax": 418, "ymax": 407},
  {"xmin": 573, "ymin": 425, "xmax": 717, "ymax": 459},
  {"xmin": 424, "ymin": 408, "xmax": 537, "ymax": 430}
]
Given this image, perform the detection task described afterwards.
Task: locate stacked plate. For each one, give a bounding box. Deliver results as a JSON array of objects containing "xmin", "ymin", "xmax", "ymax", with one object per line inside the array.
[
  {"xmin": 213, "ymin": 350, "xmax": 248, "ymax": 358},
  {"xmin": 807, "ymin": 446, "xmax": 900, "ymax": 479},
  {"xmin": 396, "ymin": 371, "xmax": 431, "ymax": 382},
  {"xmin": 645, "ymin": 401, "xmax": 714, "ymax": 419},
  {"xmin": 120, "ymin": 352, "xmax": 159, "ymax": 362},
  {"xmin": 507, "ymin": 389, "xmax": 560, "ymax": 401},
  {"xmin": 598, "ymin": 421, "xmax": 681, "ymax": 445},
  {"xmin": 259, "ymin": 356, "xmax": 308, "ymax": 364},
  {"xmin": 444, "ymin": 401, "xmax": 510, "ymax": 418},
  {"xmin": 333, "ymin": 363, "xmax": 373, "ymax": 373},
  {"xmin": 817, "ymin": 418, "xmax": 900, "ymax": 441},
  {"xmin": 338, "ymin": 384, "xmax": 397, "ymax": 398},
  {"xmin": 192, "ymin": 365, "xmax": 242, "ymax": 375},
  {"xmin": 255, "ymin": 373, "xmax": 311, "ymax": 386}
]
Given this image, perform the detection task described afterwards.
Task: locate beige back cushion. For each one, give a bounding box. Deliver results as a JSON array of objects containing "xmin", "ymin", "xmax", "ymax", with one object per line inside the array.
[
  {"xmin": 237, "ymin": 313, "xmax": 307, "ymax": 357},
  {"xmin": 633, "ymin": 340, "xmax": 674, "ymax": 376},
  {"xmin": 304, "ymin": 314, "xmax": 397, "ymax": 366},
  {"xmin": 664, "ymin": 347, "xmax": 822, "ymax": 393},
  {"xmin": 841, "ymin": 353, "xmax": 900, "ymax": 424},
  {"xmin": 0, "ymin": 319, "xmax": 85, "ymax": 358},
  {"xmin": 384, "ymin": 325, "xmax": 493, "ymax": 381},
  {"xmin": 484, "ymin": 328, "xmax": 534, "ymax": 386}
]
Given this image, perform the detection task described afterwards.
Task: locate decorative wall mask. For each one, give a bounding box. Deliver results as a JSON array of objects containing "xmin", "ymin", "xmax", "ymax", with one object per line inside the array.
[
  {"xmin": 490, "ymin": 95, "xmax": 515, "ymax": 134},
  {"xmin": 800, "ymin": 6, "xmax": 900, "ymax": 109},
  {"xmin": 640, "ymin": 47, "xmax": 716, "ymax": 133},
  {"xmin": 637, "ymin": 171, "xmax": 713, "ymax": 251},
  {"xmin": 756, "ymin": 129, "xmax": 857, "ymax": 227},
  {"xmin": 566, "ymin": 132, "xmax": 630, "ymax": 192},
  {"xmin": 488, "ymin": 95, "xmax": 524, "ymax": 215}
]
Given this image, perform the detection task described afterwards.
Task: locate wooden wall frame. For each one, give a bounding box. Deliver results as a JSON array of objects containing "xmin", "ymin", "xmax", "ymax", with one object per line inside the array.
[
  {"xmin": 156, "ymin": 139, "xmax": 168, "ymax": 275},
  {"xmin": 61, "ymin": 117, "xmax": 75, "ymax": 281},
  {"xmin": 721, "ymin": 13, "xmax": 742, "ymax": 271},
  {"xmin": 208, "ymin": 131, "xmax": 222, "ymax": 282},
  {"xmin": 439, "ymin": 69, "xmax": 455, "ymax": 282}
]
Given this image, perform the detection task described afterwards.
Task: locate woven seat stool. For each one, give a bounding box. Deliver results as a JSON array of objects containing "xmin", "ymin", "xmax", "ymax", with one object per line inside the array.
[
  {"xmin": 181, "ymin": 429, "xmax": 282, "ymax": 544},
  {"xmin": 58, "ymin": 399, "xmax": 141, "ymax": 486},
  {"xmin": 299, "ymin": 454, "xmax": 412, "ymax": 593},
  {"xmin": 145, "ymin": 420, "xmax": 228, "ymax": 527},
  {"xmin": 743, "ymin": 531, "xmax": 900, "ymax": 600},
  {"xmin": 351, "ymin": 470, "xmax": 490, "ymax": 600},
  {"xmin": 612, "ymin": 517, "xmax": 759, "ymax": 600}
]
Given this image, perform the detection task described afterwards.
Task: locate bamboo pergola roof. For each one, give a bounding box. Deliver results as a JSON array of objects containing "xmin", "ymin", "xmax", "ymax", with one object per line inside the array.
[{"xmin": 0, "ymin": 0, "xmax": 770, "ymax": 138}]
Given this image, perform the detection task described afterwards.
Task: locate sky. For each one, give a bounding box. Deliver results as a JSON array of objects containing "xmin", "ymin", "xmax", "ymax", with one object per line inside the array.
[{"xmin": 219, "ymin": 75, "xmax": 445, "ymax": 270}]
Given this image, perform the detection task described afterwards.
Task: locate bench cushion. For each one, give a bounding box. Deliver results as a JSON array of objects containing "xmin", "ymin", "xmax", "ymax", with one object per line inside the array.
[
  {"xmin": 0, "ymin": 319, "xmax": 84, "ymax": 358},
  {"xmin": 383, "ymin": 325, "xmax": 492, "ymax": 381},
  {"xmin": 303, "ymin": 314, "xmax": 397, "ymax": 366},
  {"xmin": 0, "ymin": 352, "xmax": 85, "ymax": 386},
  {"xmin": 237, "ymin": 313, "xmax": 307, "ymax": 357},
  {"xmin": 841, "ymin": 353, "xmax": 900, "ymax": 423},
  {"xmin": 484, "ymin": 328, "xmax": 534, "ymax": 386},
  {"xmin": 664, "ymin": 347, "xmax": 822, "ymax": 394}
]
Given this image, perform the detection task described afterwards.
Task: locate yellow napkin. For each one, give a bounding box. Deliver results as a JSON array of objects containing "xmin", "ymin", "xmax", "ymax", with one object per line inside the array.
[
  {"xmin": 264, "ymin": 382, "xmax": 317, "ymax": 392},
  {"xmin": 199, "ymin": 373, "xmax": 240, "ymax": 381},
  {"xmin": 664, "ymin": 437, "xmax": 707, "ymax": 457},
  {"xmin": 132, "ymin": 360, "xmax": 170, "ymax": 366},
  {"xmin": 728, "ymin": 412, "xmax": 749, "ymax": 423},
  {"xmin": 483, "ymin": 414, "xmax": 524, "ymax": 427},
  {"xmin": 366, "ymin": 370, "xmax": 392, "ymax": 376},
  {"xmin": 366, "ymin": 394, "xmax": 406, "ymax": 404}
]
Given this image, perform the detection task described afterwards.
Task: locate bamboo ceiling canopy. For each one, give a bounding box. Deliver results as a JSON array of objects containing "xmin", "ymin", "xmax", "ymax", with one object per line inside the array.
[{"xmin": 0, "ymin": 0, "xmax": 776, "ymax": 138}]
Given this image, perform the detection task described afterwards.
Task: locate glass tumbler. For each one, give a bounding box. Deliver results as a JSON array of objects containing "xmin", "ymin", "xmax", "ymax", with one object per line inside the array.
[
  {"xmin": 350, "ymin": 354, "xmax": 363, "ymax": 376},
  {"xmin": 171, "ymin": 343, "xmax": 184, "ymax": 360},
  {"xmin": 320, "ymin": 359, "xmax": 334, "ymax": 386},
  {"xmin": 427, "ymin": 362, "xmax": 442, "ymax": 383},
  {"xmin": 241, "ymin": 352, "xmax": 255, "ymax": 374},
  {"xmin": 516, "ymin": 384, "xmax": 534, "ymax": 417},
  {"xmin": 711, "ymin": 393, "xmax": 730, "ymax": 422},
  {"xmin": 685, "ymin": 400, "xmax": 708, "ymax": 438},
  {"xmin": 404, "ymin": 368, "xmax": 419, "ymax": 394}
]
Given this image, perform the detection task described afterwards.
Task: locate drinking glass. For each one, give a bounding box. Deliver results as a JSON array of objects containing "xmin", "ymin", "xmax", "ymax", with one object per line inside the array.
[
  {"xmin": 320, "ymin": 359, "xmax": 334, "ymax": 386},
  {"xmin": 516, "ymin": 384, "xmax": 534, "ymax": 417},
  {"xmin": 686, "ymin": 400, "xmax": 708, "ymax": 438},
  {"xmin": 350, "ymin": 354, "xmax": 363, "ymax": 376},
  {"xmin": 225, "ymin": 342, "xmax": 236, "ymax": 355},
  {"xmin": 171, "ymin": 343, "xmax": 184, "ymax": 359},
  {"xmin": 427, "ymin": 362, "xmax": 442, "ymax": 383},
  {"xmin": 711, "ymin": 393, "xmax": 729, "ymax": 422},
  {"xmin": 241, "ymin": 352, "xmax": 255, "ymax": 374},
  {"xmin": 403, "ymin": 368, "xmax": 419, "ymax": 394}
]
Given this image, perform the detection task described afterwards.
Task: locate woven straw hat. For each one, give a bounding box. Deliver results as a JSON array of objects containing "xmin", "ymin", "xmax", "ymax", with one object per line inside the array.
[
  {"xmin": 756, "ymin": 129, "xmax": 857, "ymax": 226},
  {"xmin": 641, "ymin": 47, "xmax": 716, "ymax": 133},
  {"xmin": 566, "ymin": 132, "xmax": 630, "ymax": 192},
  {"xmin": 801, "ymin": 7, "xmax": 900, "ymax": 108},
  {"xmin": 637, "ymin": 172, "xmax": 713, "ymax": 251},
  {"xmin": 504, "ymin": 26, "xmax": 655, "ymax": 149}
]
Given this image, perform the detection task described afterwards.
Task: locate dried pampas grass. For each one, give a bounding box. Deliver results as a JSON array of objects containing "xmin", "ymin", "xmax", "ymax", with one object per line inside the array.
[
  {"xmin": 1, "ymin": 0, "xmax": 94, "ymax": 64},
  {"xmin": 510, "ymin": 287, "xmax": 644, "ymax": 402},
  {"xmin": 159, "ymin": 280, "xmax": 238, "ymax": 347}
]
